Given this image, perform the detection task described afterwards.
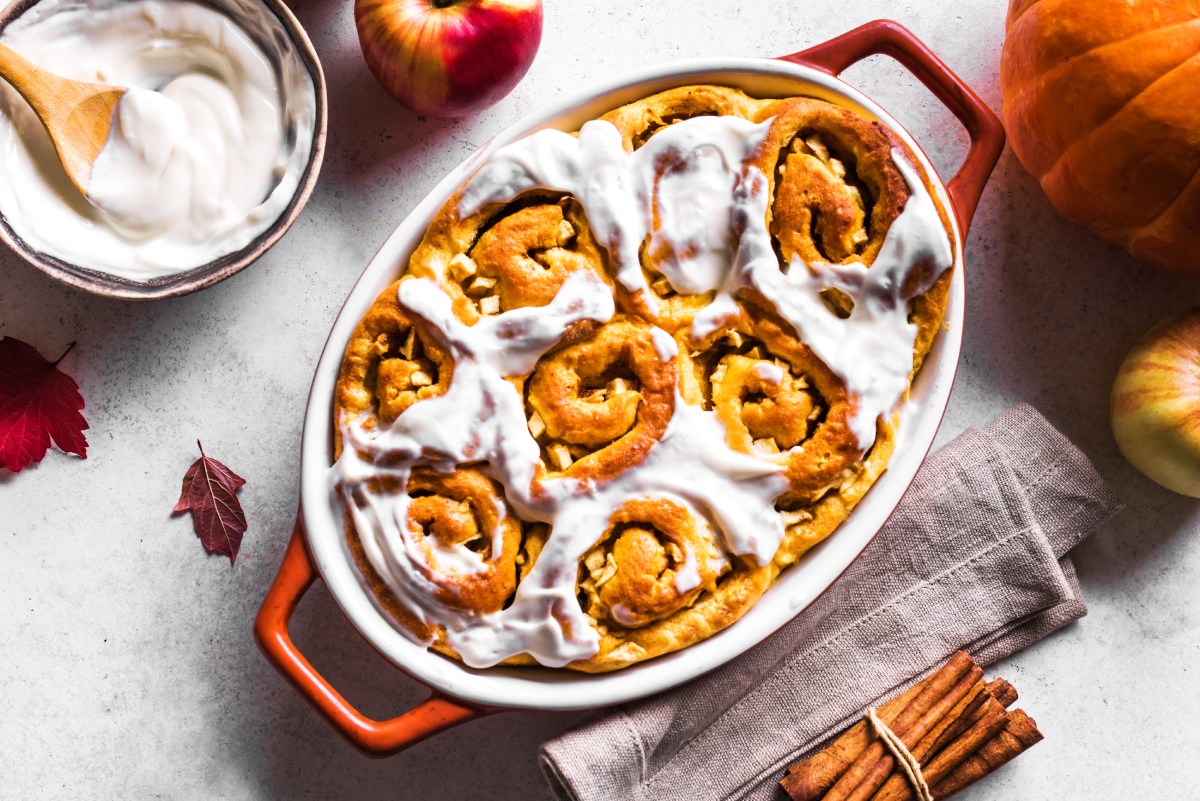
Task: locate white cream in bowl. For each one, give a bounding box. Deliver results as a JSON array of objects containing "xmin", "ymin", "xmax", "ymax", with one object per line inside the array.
[{"xmin": 0, "ymin": 0, "xmax": 317, "ymax": 281}]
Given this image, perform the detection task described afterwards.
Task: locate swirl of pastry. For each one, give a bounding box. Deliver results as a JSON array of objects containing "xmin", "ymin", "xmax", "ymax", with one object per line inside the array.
[
  {"xmin": 525, "ymin": 316, "xmax": 675, "ymax": 483},
  {"xmin": 336, "ymin": 278, "xmax": 454, "ymax": 432},
  {"xmin": 400, "ymin": 468, "xmax": 522, "ymax": 613},
  {"xmin": 578, "ymin": 498, "xmax": 726, "ymax": 629},
  {"xmin": 601, "ymin": 84, "xmax": 759, "ymax": 152},
  {"xmin": 754, "ymin": 96, "xmax": 954, "ymax": 384},
  {"xmin": 461, "ymin": 198, "xmax": 610, "ymax": 320},
  {"xmin": 753, "ymin": 97, "xmax": 910, "ymax": 269},
  {"xmin": 680, "ymin": 302, "xmax": 862, "ymax": 503},
  {"xmin": 410, "ymin": 192, "xmax": 611, "ymax": 325},
  {"xmin": 342, "ymin": 467, "xmax": 523, "ymax": 648}
]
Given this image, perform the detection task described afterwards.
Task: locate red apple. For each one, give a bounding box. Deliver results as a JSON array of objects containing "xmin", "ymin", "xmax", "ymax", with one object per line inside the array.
[
  {"xmin": 354, "ymin": 0, "xmax": 543, "ymax": 118},
  {"xmin": 1111, "ymin": 307, "xmax": 1200, "ymax": 498}
]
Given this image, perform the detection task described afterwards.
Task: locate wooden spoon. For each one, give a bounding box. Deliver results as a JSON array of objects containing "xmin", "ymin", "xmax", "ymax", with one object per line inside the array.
[{"xmin": 0, "ymin": 40, "xmax": 126, "ymax": 195}]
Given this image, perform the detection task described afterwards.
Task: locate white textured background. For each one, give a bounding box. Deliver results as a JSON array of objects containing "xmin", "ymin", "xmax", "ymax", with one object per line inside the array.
[{"xmin": 2, "ymin": 0, "xmax": 1198, "ymax": 798}]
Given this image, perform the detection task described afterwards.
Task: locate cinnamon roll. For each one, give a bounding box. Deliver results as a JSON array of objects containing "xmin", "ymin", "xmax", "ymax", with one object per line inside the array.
[
  {"xmin": 679, "ymin": 299, "xmax": 863, "ymax": 505},
  {"xmin": 578, "ymin": 498, "xmax": 726, "ymax": 629},
  {"xmin": 524, "ymin": 316, "xmax": 675, "ymax": 484},
  {"xmin": 411, "ymin": 192, "xmax": 612, "ymax": 325},
  {"xmin": 757, "ymin": 96, "xmax": 909, "ymax": 267},
  {"xmin": 341, "ymin": 466, "xmax": 523, "ymax": 646},
  {"xmin": 332, "ymin": 84, "xmax": 956, "ymax": 672},
  {"xmin": 336, "ymin": 278, "xmax": 453, "ymax": 436}
]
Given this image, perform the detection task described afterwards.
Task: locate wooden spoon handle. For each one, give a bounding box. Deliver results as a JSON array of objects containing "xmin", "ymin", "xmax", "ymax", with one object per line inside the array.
[
  {"xmin": 0, "ymin": 40, "xmax": 62, "ymax": 116},
  {"xmin": 0, "ymin": 40, "xmax": 125, "ymax": 192}
]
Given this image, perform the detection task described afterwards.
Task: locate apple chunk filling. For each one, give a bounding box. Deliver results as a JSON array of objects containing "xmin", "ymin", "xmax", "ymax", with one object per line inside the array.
[
  {"xmin": 456, "ymin": 198, "xmax": 603, "ymax": 316},
  {"xmin": 523, "ymin": 318, "xmax": 675, "ymax": 481},
  {"xmin": 772, "ymin": 132, "xmax": 873, "ymax": 264},
  {"xmin": 527, "ymin": 370, "xmax": 642, "ymax": 471},
  {"xmin": 576, "ymin": 499, "xmax": 726, "ymax": 629},
  {"xmin": 373, "ymin": 323, "xmax": 450, "ymax": 422},
  {"xmin": 692, "ymin": 329, "xmax": 827, "ymax": 457}
]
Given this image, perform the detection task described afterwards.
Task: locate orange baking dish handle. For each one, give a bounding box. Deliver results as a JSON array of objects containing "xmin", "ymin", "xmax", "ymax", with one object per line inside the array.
[
  {"xmin": 778, "ymin": 19, "xmax": 1005, "ymax": 237},
  {"xmin": 254, "ymin": 517, "xmax": 486, "ymax": 756}
]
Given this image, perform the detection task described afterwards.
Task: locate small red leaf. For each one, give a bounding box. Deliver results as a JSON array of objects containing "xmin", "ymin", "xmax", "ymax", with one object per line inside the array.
[
  {"xmin": 173, "ymin": 440, "xmax": 247, "ymax": 564},
  {"xmin": 0, "ymin": 337, "xmax": 89, "ymax": 472}
]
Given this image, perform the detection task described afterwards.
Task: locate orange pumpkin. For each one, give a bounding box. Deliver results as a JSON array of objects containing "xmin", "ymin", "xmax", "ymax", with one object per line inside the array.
[{"xmin": 1001, "ymin": 0, "xmax": 1200, "ymax": 274}]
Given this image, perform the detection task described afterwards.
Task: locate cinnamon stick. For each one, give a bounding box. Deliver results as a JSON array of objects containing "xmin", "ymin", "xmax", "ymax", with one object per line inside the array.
[
  {"xmin": 918, "ymin": 676, "xmax": 1016, "ymax": 762},
  {"xmin": 984, "ymin": 678, "xmax": 1017, "ymax": 709},
  {"xmin": 910, "ymin": 679, "xmax": 988, "ymax": 765},
  {"xmin": 867, "ymin": 698, "xmax": 1010, "ymax": 801},
  {"xmin": 782, "ymin": 653, "xmax": 978, "ymax": 801},
  {"xmin": 781, "ymin": 683, "xmax": 928, "ymax": 801},
  {"xmin": 930, "ymin": 710, "xmax": 1043, "ymax": 798},
  {"xmin": 781, "ymin": 656, "xmax": 1041, "ymax": 801},
  {"xmin": 822, "ymin": 654, "xmax": 982, "ymax": 801}
]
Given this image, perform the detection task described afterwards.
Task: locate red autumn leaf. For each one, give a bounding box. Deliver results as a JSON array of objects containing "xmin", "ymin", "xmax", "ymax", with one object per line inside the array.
[
  {"xmin": 173, "ymin": 440, "xmax": 247, "ymax": 564},
  {"xmin": 0, "ymin": 337, "xmax": 89, "ymax": 472}
]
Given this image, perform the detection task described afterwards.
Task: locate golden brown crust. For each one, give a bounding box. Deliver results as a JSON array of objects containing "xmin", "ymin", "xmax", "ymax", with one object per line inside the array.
[
  {"xmin": 578, "ymin": 498, "xmax": 727, "ymax": 629},
  {"xmin": 568, "ymin": 562, "xmax": 776, "ymax": 672},
  {"xmin": 601, "ymin": 84, "xmax": 760, "ymax": 152},
  {"xmin": 754, "ymin": 96, "xmax": 910, "ymax": 267},
  {"xmin": 524, "ymin": 316, "xmax": 676, "ymax": 485},
  {"xmin": 403, "ymin": 468, "xmax": 522, "ymax": 612},
  {"xmin": 342, "ymin": 467, "xmax": 523, "ymax": 646},
  {"xmin": 335, "ymin": 278, "xmax": 454, "ymax": 449},
  {"xmin": 678, "ymin": 298, "xmax": 862, "ymax": 506},
  {"xmin": 410, "ymin": 193, "xmax": 612, "ymax": 325},
  {"xmin": 609, "ymin": 86, "xmax": 769, "ymax": 332},
  {"xmin": 333, "ymin": 85, "xmax": 956, "ymax": 673}
]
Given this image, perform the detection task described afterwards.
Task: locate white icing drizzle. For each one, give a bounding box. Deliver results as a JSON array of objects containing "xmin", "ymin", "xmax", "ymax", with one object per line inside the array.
[
  {"xmin": 334, "ymin": 113, "xmax": 954, "ymax": 668},
  {"xmin": 411, "ymin": 493, "xmax": 510, "ymax": 577},
  {"xmin": 609, "ymin": 604, "xmax": 640, "ymax": 627},
  {"xmin": 441, "ymin": 398, "xmax": 786, "ymax": 667},
  {"xmin": 333, "ymin": 270, "xmax": 616, "ymax": 663},
  {"xmin": 460, "ymin": 116, "xmax": 773, "ymax": 306},
  {"xmin": 753, "ymin": 361, "xmax": 786, "ymax": 385},
  {"xmin": 430, "ymin": 521, "xmax": 492, "ymax": 575},
  {"xmin": 650, "ymin": 326, "xmax": 679, "ymax": 363},
  {"xmin": 462, "ymin": 118, "xmax": 953, "ymax": 447},
  {"xmin": 672, "ymin": 543, "xmax": 703, "ymax": 595},
  {"xmin": 333, "ymin": 277, "xmax": 786, "ymax": 667},
  {"xmin": 693, "ymin": 153, "xmax": 955, "ymax": 446}
]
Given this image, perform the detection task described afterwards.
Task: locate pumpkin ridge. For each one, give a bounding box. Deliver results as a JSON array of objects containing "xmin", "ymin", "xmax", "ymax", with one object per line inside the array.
[
  {"xmin": 1037, "ymin": 16, "xmax": 1200, "ymax": 90},
  {"xmin": 1040, "ymin": 49, "xmax": 1200, "ymax": 184},
  {"xmin": 1122, "ymin": 156, "xmax": 1200, "ymax": 238},
  {"xmin": 1006, "ymin": 0, "xmax": 1046, "ymax": 29},
  {"xmin": 1051, "ymin": 14, "xmax": 1200, "ymax": 74},
  {"xmin": 1002, "ymin": 0, "xmax": 1200, "ymax": 273},
  {"xmin": 1013, "ymin": 2, "xmax": 1200, "ymax": 67},
  {"xmin": 1030, "ymin": 18, "xmax": 1200, "ymax": 175}
]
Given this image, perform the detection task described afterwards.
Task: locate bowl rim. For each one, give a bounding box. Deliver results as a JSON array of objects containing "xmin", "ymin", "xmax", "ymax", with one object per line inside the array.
[
  {"xmin": 299, "ymin": 55, "xmax": 965, "ymax": 711},
  {"xmin": 0, "ymin": 0, "xmax": 329, "ymax": 301}
]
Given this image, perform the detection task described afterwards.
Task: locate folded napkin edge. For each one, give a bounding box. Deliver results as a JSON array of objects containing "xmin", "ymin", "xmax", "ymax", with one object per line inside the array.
[{"xmin": 984, "ymin": 404, "xmax": 1124, "ymax": 555}]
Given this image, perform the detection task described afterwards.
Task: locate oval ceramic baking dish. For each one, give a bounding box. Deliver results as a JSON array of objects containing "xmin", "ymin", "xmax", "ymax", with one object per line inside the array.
[{"xmin": 256, "ymin": 20, "xmax": 1004, "ymax": 756}]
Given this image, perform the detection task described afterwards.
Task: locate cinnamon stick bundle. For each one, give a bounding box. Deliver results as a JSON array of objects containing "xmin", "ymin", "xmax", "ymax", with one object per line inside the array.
[{"xmin": 780, "ymin": 653, "xmax": 1042, "ymax": 801}]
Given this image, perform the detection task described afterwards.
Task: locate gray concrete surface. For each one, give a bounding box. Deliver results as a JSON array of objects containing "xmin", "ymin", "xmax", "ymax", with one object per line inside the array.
[{"xmin": 2, "ymin": 0, "xmax": 1198, "ymax": 798}]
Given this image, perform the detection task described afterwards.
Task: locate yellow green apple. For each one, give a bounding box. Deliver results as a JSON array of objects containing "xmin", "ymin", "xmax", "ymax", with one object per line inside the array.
[{"xmin": 1111, "ymin": 308, "xmax": 1200, "ymax": 498}]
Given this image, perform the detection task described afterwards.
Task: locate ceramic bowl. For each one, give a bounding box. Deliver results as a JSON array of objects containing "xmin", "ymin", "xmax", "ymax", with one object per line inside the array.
[{"xmin": 0, "ymin": 0, "xmax": 328, "ymax": 300}]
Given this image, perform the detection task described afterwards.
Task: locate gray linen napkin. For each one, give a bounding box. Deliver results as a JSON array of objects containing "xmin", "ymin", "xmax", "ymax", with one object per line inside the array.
[{"xmin": 541, "ymin": 404, "xmax": 1123, "ymax": 801}]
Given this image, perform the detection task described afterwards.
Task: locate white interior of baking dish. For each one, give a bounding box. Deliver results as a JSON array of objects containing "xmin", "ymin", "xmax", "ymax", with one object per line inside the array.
[{"xmin": 299, "ymin": 58, "xmax": 964, "ymax": 711}]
